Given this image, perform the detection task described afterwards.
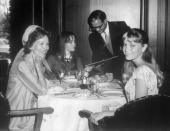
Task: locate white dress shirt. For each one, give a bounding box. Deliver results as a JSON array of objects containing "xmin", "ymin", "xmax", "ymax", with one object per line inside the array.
[{"xmin": 101, "ymin": 22, "xmax": 113, "ymax": 54}]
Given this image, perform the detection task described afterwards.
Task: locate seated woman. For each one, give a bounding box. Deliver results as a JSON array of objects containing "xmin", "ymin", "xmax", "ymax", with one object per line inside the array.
[
  {"xmin": 90, "ymin": 28, "xmax": 164, "ymax": 124},
  {"xmin": 45, "ymin": 31, "xmax": 84, "ymax": 80},
  {"xmin": 6, "ymin": 25, "xmax": 49, "ymax": 131}
]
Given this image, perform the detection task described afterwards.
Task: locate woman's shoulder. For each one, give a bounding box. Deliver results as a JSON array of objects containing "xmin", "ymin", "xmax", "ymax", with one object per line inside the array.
[
  {"xmin": 136, "ymin": 65, "xmax": 154, "ymax": 72},
  {"xmin": 135, "ymin": 65, "xmax": 156, "ymax": 79},
  {"xmin": 16, "ymin": 60, "xmax": 29, "ymax": 72}
]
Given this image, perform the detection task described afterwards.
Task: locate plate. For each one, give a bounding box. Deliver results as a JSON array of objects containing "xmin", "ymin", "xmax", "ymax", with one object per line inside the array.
[
  {"xmin": 47, "ymin": 87, "xmax": 64, "ymax": 94},
  {"xmin": 98, "ymin": 82, "xmax": 121, "ymax": 89},
  {"xmin": 63, "ymin": 78, "xmax": 78, "ymax": 83}
]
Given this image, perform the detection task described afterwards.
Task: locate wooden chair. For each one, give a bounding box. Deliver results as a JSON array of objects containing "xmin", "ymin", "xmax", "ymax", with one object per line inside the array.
[
  {"xmin": 0, "ymin": 96, "xmax": 54, "ymax": 131},
  {"xmin": 79, "ymin": 95, "xmax": 170, "ymax": 131},
  {"xmin": 8, "ymin": 107, "xmax": 54, "ymax": 131}
]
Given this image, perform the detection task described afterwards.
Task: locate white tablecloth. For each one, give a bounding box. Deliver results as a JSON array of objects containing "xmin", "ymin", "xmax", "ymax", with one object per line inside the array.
[{"xmin": 38, "ymin": 87, "xmax": 126, "ymax": 131}]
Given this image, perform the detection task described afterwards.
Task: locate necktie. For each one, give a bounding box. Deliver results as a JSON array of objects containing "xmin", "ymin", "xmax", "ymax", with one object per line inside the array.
[{"xmin": 104, "ymin": 32, "xmax": 113, "ymax": 55}]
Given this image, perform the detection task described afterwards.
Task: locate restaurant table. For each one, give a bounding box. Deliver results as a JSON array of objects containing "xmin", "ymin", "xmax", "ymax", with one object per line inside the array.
[{"xmin": 38, "ymin": 82, "xmax": 126, "ymax": 131}]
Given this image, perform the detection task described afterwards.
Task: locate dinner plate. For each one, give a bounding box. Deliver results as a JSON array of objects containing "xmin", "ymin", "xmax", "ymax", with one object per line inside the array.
[
  {"xmin": 47, "ymin": 87, "xmax": 65, "ymax": 94},
  {"xmin": 98, "ymin": 82, "xmax": 121, "ymax": 89},
  {"xmin": 63, "ymin": 75, "xmax": 77, "ymax": 81},
  {"xmin": 47, "ymin": 79, "xmax": 61, "ymax": 87},
  {"xmin": 64, "ymin": 75, "xmax": 75, "ymax": 79}
]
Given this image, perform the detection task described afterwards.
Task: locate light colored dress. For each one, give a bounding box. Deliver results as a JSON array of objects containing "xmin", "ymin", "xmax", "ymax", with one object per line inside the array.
[
  {"xmin": 6, "ymin": 49, "xmax": 46, "ymax": 131},
  {"xmin": 125, "ymin": 65, "xmax": 158, "ymax": 101}
]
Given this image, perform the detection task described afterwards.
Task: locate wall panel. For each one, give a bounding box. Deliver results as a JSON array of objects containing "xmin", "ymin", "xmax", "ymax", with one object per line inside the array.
[
  {"xmin": 90, "ymin": 0, "xmax": 141, "ymax": 28},
  {"xmin": 64, "ymin": 0, "xmax": 91, "ymax": 65}
]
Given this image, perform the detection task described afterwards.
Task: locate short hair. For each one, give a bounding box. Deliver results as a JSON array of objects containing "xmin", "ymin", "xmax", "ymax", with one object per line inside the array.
[
  {"xmin": 24, "ymin": 27, "xmax": 49, "ymax": 54},
  {"xmin": 88, "ymin": 10, "xmax": 106, "ymax": 27}
]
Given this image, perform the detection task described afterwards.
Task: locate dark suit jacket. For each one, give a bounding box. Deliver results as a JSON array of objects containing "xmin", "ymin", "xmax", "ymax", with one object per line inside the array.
[{"xmin": 88, "ymin": 21, "xmax": 130, "ymax": 79}]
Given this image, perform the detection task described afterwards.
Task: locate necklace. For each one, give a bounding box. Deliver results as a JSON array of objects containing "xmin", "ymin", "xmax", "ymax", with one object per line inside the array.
[{"xmin": 64, "ymin": 55, "xmax": 72, "ymax": 62}]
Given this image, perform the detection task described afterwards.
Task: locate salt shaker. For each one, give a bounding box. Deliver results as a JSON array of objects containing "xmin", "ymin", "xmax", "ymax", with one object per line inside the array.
[{"xmin": 82, "ymin": 76, "xmax": 87, "ymax": 84}]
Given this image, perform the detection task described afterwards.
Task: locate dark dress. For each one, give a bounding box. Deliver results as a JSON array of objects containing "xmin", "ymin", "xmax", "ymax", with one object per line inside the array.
[
  {"xmin": 89, "ymin": 21, "xmax": 130, "ymax": 79},
  {"xmin": 45, "ymin": 53, "xmax": 83, "ymax": 80}
]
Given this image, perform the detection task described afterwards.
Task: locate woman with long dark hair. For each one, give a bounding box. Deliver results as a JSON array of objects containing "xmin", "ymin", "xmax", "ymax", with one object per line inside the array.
[{"xmin": 46, "ymin": 31, "xmax": 83, "ymax": 80}]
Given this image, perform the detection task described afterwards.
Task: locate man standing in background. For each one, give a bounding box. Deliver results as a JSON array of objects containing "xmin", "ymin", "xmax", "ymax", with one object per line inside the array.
[{"xmin": 88, "ymin": 10, "xmax": 130, "ymax": 80}]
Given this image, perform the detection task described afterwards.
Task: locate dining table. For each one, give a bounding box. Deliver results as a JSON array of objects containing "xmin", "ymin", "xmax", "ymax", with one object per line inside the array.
[{"xmin": 38, "ymin": 77, "xmax": 126, "ymax": 131}]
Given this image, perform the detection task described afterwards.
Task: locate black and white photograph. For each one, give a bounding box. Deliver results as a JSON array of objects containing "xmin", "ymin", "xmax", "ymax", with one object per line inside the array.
[{"xmin": 0, "ymin": 0, "xmax": 170, "ymax": 131}]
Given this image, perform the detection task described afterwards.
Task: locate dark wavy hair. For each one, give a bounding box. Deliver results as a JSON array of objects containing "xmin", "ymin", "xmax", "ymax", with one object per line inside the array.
[
  {"xmin": 23, "ymin": 27, "xmax": 49, "ymax": 54},
  {"xmin": 58, "ymin": 31, "xmax": 77, "ymax": 57},
  {"xmin": 88, "ymin": 10, "xmax": 106, "ymax": 28}
]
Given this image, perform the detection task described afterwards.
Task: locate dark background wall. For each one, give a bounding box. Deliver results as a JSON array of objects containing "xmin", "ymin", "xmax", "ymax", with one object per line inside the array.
[
  {"xmin": 9, "ymin": 0, "xmax": 62, "ymax": 60},
  {"xmin": 63, "ymin": 0, "xmax": 91, "ymax": 65},
  {"xmin": 10, "ymin": 0, "xmax": 33, "ymax": 60}
]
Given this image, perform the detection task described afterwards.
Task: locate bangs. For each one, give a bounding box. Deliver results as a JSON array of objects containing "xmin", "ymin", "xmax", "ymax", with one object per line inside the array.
[
  {"xmin": 65, "ymin": 35, "xmax": 75, "ymax": 43},
  {"xmin": 122, "ymin": 28, "xmax": 148, "ymax": 44},
  {"xmin": 123, "ymin": 30, "xmax": 143, "ymax": 43}
]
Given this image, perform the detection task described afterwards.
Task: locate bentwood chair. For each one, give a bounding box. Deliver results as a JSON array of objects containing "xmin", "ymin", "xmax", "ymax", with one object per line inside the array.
[
  {"xmin": 0, "ymin": 95, "xmax": 54, "ymax": 131},
  {"xmin": 79, "ymin": 95, "xmax": 170, "ymax": 131},
  {"xmin": 8, "ymin": 107, "xmax": 54, "ymax": 131}
]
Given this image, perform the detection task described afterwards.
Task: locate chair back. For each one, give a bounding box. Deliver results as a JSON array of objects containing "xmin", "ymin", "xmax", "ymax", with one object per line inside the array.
[
  {"xmin": 0, "ymin": 95, "xmax": 54, "ymax": 131},
  {"xmin": 98, "ymin": 95, "xmax": 170, "ymax": 131}
]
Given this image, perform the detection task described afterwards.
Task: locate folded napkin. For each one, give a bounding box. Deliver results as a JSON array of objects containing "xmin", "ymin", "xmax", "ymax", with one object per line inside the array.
[{"xmin": 102, "ymin": 90, "xmax": 123, "ymax": 96}]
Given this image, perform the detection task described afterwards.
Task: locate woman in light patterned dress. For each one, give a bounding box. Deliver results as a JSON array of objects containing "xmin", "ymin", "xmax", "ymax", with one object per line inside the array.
[
  {"xmin": 89, "ymin": 28, "xmax": 164, "ymax": 125},
  {"xmin": 6, "ymin": 25, "xmax": 49, "ymax": 131},
  {"xmin": 122, "ymin": 28, "xmax": 163, "ymax": 101}
]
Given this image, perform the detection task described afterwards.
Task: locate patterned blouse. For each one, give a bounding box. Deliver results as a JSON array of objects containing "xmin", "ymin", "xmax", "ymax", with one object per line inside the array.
[{"xmin": 125, "ymin": 65, "xmax": 158, "ymax": 101}]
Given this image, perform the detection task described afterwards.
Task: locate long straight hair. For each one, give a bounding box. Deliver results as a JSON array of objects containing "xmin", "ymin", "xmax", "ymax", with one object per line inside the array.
[{"xmin": 122, "ymin": 28, "xmax": 164, "ymax": 87}]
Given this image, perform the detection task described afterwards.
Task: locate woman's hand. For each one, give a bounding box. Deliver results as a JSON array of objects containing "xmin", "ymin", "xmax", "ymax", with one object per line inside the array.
[
  {"xmin": 34, "ymin": 55, "xmax": 43, "ymax": 65},
  {"xmin": 80, "ymin": 66, "xmax": 93, "ymax": 78},
  {"xmin": 90, "ymin": 111, "xmax": 115, "ymax": 125},
  {"xmin": 84, "ymin": 66, "xmax": 93, "ymax": 72}
]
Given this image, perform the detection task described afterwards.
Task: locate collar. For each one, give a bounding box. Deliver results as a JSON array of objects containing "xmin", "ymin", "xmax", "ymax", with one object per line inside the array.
[
  {"xmin": 101, "ymin": 22, "xmax": 110, "ymax": 40},
  {"xmin": 104, "ymin": 22, "xmax": 109, "ymax": 35},
  {"xmin": 101, "ymin": 22, "xmax": 109, "ymax": 37}
]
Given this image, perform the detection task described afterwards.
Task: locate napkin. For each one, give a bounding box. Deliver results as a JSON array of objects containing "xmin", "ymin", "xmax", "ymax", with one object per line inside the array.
[{"xmin": 102, "ymin": 90, "xmax": 123, "ymax": 96}]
